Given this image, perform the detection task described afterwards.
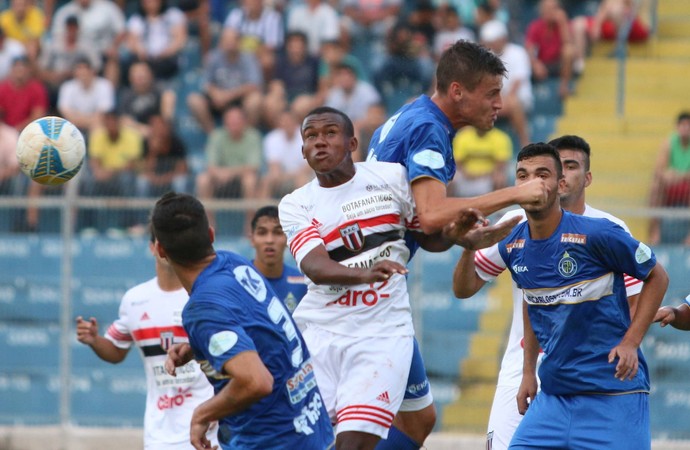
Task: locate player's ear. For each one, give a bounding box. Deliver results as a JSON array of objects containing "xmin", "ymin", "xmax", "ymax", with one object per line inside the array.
[
  {"xmin": 209, "ymin": 226, "xmax": 216, "ymax": 244},
  {"xmin": 450, "ymin": 81, "xmax": 462, "ymax": 101},
  {"xmin": 349, "ymin": 135, "xmax": 358, "ymax": 154},
  {"xmin": 584, "ymin": 170, "xmax": 592, "ymax": 188},
  {"xmin": 155, "ymin": 241, "xmax": 168, "ymax": 259}
]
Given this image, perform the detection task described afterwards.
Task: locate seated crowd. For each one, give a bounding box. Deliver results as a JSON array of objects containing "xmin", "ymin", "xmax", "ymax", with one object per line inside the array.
[{"xmin": 0, "ymin": 0, "xmax": 651, "ymax": 235}]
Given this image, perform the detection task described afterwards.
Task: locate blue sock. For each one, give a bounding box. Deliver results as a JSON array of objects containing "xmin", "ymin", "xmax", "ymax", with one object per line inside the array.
[{"xmin": 375, "ymin": 425, "xmax": 421, "ymax": 450}]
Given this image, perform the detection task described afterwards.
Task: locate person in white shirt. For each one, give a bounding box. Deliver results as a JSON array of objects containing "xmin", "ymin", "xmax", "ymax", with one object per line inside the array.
[
  {"xmin": 76, "ymin": 231, "xmax": 218, "ymax": 450},
  {"xmin": 287, "ymin": 0, "xmax": 340, "ymax": 56},
  {"xmin": 480, "ymin": 20, "xmax": 533, "ymax": 148},
  {"xmin": 453, "ymin": 135, "xmax": 643, "ymax": 450},
  {"xmin": 325, "ymin": 62, "xmax": 381, "ymax": 123}
]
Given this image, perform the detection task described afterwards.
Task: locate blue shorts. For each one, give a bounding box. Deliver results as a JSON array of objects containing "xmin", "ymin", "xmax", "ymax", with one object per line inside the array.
[
  {"xmin": 509, "ymin": 391, "xmax": 650, "ymax": 450},
  {"xmin": 399, "ymin": 337, "xmax": 434, "ymax": 411}
]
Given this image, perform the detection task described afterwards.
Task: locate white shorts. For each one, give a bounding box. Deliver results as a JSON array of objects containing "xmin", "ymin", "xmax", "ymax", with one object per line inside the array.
[
  {"xmin": 302, "ymin": 326, "xmax": 414, "ymax": 439},
  {"xmin": 486, "ymin": 385, "xmax": 523, "ymax": 450}
]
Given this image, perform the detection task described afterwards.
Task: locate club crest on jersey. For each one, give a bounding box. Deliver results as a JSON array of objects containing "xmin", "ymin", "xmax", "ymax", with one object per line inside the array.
[
  {"xmin": 160, "ymin": 331, "xmax": 174, "ymax": 351},
  {"xmin": 339, "ymin": 223, "xmax": 365, "ymax": 252},
  {"xmin": 558, "ymin": 251, "xmax": 578, "ymax": 278}
]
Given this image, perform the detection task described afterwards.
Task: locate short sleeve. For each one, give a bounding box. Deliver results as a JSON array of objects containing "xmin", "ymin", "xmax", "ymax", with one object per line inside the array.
[
  {"xmin": 405, "ymin": 122, "xmax": 454, "ymax": 185},
  {"xmin": 591, "ymin": 222, "xmax": 657, "ymax": 282},
  {"xmin": 279, "ymin": 192, "xmax": 323, "ymax": 270},
  {"xmin": 105, "ymin": 299, "xmax": 134, "ymax": 350}
]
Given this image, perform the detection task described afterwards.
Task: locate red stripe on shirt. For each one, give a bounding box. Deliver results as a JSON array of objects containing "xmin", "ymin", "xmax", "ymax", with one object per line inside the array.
[
  {"xmin": 290, "ymin": 228, "xmax": 321, "ymax": 256},
  {"xmin": 131, "ymin": 326, "xmax": 188, "ymax": 341},
  {"xmin": 107, "ymin": 325, "xmax": 132, "ymax": 342},
  {"xmin": 321, "ymin": 214, "xmax": 401, "ymax": 245},
  {"xmin": 475, "ymin": 250, "xmax": 503, "ymax": 276}
]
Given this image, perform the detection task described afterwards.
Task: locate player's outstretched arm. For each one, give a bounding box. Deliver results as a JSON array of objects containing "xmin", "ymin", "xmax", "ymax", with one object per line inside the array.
[
  {"xmin": 654, "ymin": 303, "xmax": 690, "ymax": 330},
  {"xmin": 517, "ymin": 301, "xmax": 539, "ymax": 415},
  {"xmin": 446, "ymin": 212, "xmax": 522, "ymax": 251},
  {"xmin": 452, "ymin": 249, "xmax": 487, "ymax": 299},
  {"xmin": 301, "ymin": 245, "xmax": 408, "ymax": 285},
  {"xmin": 75, "ymin": 316, "xmax": 128, "ymax": 364},
  {"xmin": 189, "ymin": 351, "xmax": 273, "ymax": 450},
  {"xmin": 165, "ymin": 342, "xmax": 195, "ymax": 376},
  {"xmin": 411, "ymin": 177, "xmax": 547, "ymax": 234},
  {"xmin": 609, "ymin": 263, "xmax": 669, "ymax": 381}
]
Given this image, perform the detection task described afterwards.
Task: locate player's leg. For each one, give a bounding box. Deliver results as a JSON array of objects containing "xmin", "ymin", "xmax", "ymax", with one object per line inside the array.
[
  {"xmin": 376, "ymin": 337, "xmax": 435, "ymax": 450},
  {"xmin": 301, "ymin": 326, "xmax": 341, "ymax": 424},
  {"xmin": 486, "ymin": 385, "xmax": 523, "ymax": 450},
  {"xmin": 508, "ymin": 392, "xmax": 569, "ymax": 449},
  {"xmin": 335, "ymin": 334, "xmax": 414, "ymax": 450},
  {"xmin": 569, "ymin": 393, "xmax": 650, "ymax": 450}
]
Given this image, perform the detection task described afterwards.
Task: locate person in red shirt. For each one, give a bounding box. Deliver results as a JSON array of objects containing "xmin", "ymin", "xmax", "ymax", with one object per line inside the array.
[
  {"xmin": 0, "ymin": 55, "xmax": 48, "ymax": 130},
  {"xmin": 524, "ymin": 0, "xmax": 574, "ymax": 98}
]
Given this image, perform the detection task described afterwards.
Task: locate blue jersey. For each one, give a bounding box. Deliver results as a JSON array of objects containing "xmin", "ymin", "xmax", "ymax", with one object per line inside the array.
[
  {"xmin": 183, "ymin": 251, "xmax": 333, "ymax": 450},
  {"xmin": 367, "ymin": 95, "xmax": 456, "ymax": 256},
  {"xmin": 258, "ymin": 263, "xmax": 307, "ymax": 314},
  {"xmin": 498, "ymin": 211, "xmax": 656, "ymax": 396}
]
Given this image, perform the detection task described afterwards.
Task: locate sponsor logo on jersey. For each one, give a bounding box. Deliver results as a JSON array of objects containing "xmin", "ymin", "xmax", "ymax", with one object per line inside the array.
[
  {"xmin": 558, "ymin": 251, "xmax": 578, "ymax": 278},
  {"xmin": 287, "ymin": 360, "xmax": 318, "ymax": 404},
  {"xmin": 293, "ymin": 392, "xmax": 324, "ymax": 436},
  {"xmin": 311, "ymin": 218, "xmax": 323, "ymax": 229},
  {"xmin": 160, "ymin": 331, "xmax": 174, "ymax": 351},
  {"xmin": 523, "ymin": 273, "xmax": 613, "ymax": 305},
  {"xmin": 407, "ymin": 379, "xmax": 428, "ymax": 395},
  {"xmin": 366, "ymin": 183, "xmax": 390, "ymax": 192},
  {"xmin": 341, "ymin": 193, "xmax": 395, "ymax": 220},
  {"xmin": 411, "ymin": 149, "xmax": 445, "ymax": 169},
  {"xmin": 328, "ymin": 281, "xmax": 390, "ymax": 307},
  {"xmin": 512, "ymin": 265, "xmax": 529, "ymax": 273},
  {"xmin": 208, "ymin": 330, "xmax": 238, "ymax": 357},
  {"xmin": 234, "ymin": 265, "xmax": 267, "ymax": 302},
  {"xmin": 561, "ymin": 233, "xmax": 587, "ymax": 244},
  {"xmin": 157, "ymin": 386, "xmax": 192, "ymax": 410},
  {"xmin": 506, "ymin": 239, "xmax": 525, "ymax": 253},
  {"xmin": 287, "ymin": 275, "xmax": 306, "ymax": 284},
  {"xmin": 339, "ymin": 223, "xmax": 365, "ymax": 252},
  {"xmin": 635, "ymin": 242, "xmax": 652, "ymax": 264},
  {"xmin": 376, "ymin": 391, "xmax": 390, "ymax": 404},
  {"xmin": 140, "ymin": 312, "xmax": 150, "ymax": 321}
]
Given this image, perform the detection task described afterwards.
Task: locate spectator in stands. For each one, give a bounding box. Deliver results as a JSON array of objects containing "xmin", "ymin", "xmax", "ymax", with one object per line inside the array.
[
  {"xmin": 250, "ymin": 205, "xmax": 307, "ymax": 314},
  {"xmin": 0, "ymin": 56, "xmax": 48, "ymax": 131},
  {"xmin": 123, "ymin": 0, "xmax": 188, "ymax": 83},
  {"xmin": 648, "ymin": 112, "xmax": 690, "ymax": 246},
  {"xmin": 195, "ymin": 106, "xmax": 261, "ymax": 227},
  {"xmin": 119, "ymin": 61, "xmax": 176, "ymax": 137},
  {"xmin": 136, "ymin": 115, "xmax": 189, "ymax": 198},
  {"xmin": 432, "ymin": 5, "xmax": 475, "ymax": 61},
  {"xmin": 57, "ymin": 56, "xmax": 115, "ymax": 135},
  {"xmin": 51, "ymin": 0, "xmax": 126, "ymax": 86},
  {"xmin": 572, "ymin": 0, "xmax": 649, "ymax": 72},
  {"xmin": 525, "ymin": 0, "xmax": 574, "ymax": 98},
  {"xmin": 0, "ymin": 0, "xmax": 45, "ymax": 62},
  {"xmin": 480, "ymin": 20, "xmax": 532, "ymax": 147},
  {"xmin": 80, "ymin": 110, "xmax": 142, "ymax": 230},
  {"xmin": 450, "ymin": 125, "xmax": 512, "ymax": 198},
  {"xmin": 0, "ymin": 28, "xmax": 26, "ymax": 82},
  {"xmin": 318, "ymin": 39, "xmax": 367, "ymax": 93},
  {"xmin": 187, "ymin": 28, "xmax": 263, "ymax": 133},
  {"xmin": 325, "ymin": 62, "xmax": 381, "ymax": 123},
  {"xmin": 223, "ymin": 0, "xmax": 284, "ymax": 79},
  {"xmin": 287, "ymin": 0, "xmax": 340, "ymax": 57},
  {"xmin": 264, "ymin": 31, "xmax": 320, "ymax": 130},
  {"xmin": 38, "ymin": 15, "xmax": 101, "ymax": 113},
  {"xmin": 356, "ymin": 103, "xmax": 387, "ymax": 161},
  {"xmin": 0, "ymin": 113, "xmax": 21, "ymax": 196},
  {"xmin": 257, "ymin": 110, "xmax": 311, "ymax": 200},
  {"xmin": 341, "ymin": 0, "xmax": 401, "ymax": 53}
]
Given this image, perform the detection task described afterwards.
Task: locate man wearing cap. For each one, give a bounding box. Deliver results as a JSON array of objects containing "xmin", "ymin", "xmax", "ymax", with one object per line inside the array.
[{"xmin": 479, "ymin": 19, "xmax": 533, "ymax": 148}]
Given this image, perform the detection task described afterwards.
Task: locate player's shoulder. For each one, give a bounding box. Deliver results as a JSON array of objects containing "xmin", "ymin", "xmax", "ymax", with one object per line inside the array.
[
  {"xmin": 279, "ymin": 180, "xmax": 315, "ymax": 207},
  {"xmin": 358, "ymin": 160, "xmax": 407, "ymax": 178},
  {"xmin": 121, "ymin": 277, "xmax": 159, "ymax": 303},
  {"xmin": 583, "ymin": 204, "xmax": 629, "ymax": 231},
  {"xmin": 497, "ymin": 207, "xmax": 526, "ymax": 224}
]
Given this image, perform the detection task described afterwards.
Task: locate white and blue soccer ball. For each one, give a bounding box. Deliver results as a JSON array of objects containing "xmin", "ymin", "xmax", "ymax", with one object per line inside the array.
[{"xmin": 16, "ymin": 116, "xmax": 86, "ymax": 186}]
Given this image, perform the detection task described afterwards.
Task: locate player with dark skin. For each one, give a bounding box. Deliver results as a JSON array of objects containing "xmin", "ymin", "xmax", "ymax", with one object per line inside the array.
[{"xmin": 655, "ymin": 301, "xmax": 690, "ymax": 330}]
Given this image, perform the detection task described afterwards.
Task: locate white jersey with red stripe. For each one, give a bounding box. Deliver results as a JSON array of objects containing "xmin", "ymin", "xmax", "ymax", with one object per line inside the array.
[
  {"xmin": 105, "ymin": 277, "xmax": 216, "ymax": 448},
  {"xmin": 475, "ymin": 205, "xmax": 643, "ymax": 389},
  {"xmin": 279, "ymin": 161, "xmax": 418, "ymax": 337}
]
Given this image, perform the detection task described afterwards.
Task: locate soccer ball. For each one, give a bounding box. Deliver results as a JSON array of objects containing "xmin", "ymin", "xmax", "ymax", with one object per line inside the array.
[{"xmin": 16, "ymin": 116, "xmax": 86, "ymax": 186}]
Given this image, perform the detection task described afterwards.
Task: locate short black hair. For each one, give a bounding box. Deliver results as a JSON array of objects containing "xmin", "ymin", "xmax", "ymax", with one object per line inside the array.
[
  {"xmin": 436, "ymin": 40, "xmax": 506, "ymax": 93},
  {"xmin": 548, "ymin": 134, "xmax": 591, "ymax": 171},
  {"xmin": 151, "ymin": 192, "xmax": 214, "ymax": 266},
  {"xmin": 517, "ymin": 142, "xmax": 563, "ymax": 178},
  {"xmin": 678, "ymin": 111, "xmax": 690, "ymax": 123},
  {"xmin": 251, "ymin": 206, "xmax": 279, "ymax": 231},
  {"xmin": 302, "ymin": 106, "xmax": 355, "ymax": 138}
]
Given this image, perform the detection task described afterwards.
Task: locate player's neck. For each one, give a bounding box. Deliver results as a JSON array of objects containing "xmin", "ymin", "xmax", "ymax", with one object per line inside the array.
[
  {"xmin": 430, "ymin": 93, "xmax": 461, "ymax": 129},
  {"xmin": 255, "ymin": 260, "xmax": 283, "ymax": 279},
  {"xmin": 527, "ymin": 206, "xmax": 563, "ymax": 240},
  {"xmin": 562, "ymin": 198, "xmax": 585, "ymax": 215},
  {"xmin": 170, "ymin": 254, "xmax": 217, "ymax": 294}
]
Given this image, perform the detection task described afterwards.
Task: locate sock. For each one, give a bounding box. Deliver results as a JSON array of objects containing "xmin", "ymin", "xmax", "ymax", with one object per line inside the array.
[{"xmin": 375, "ymin": 425, "xmax": 421, "ymax": 450}]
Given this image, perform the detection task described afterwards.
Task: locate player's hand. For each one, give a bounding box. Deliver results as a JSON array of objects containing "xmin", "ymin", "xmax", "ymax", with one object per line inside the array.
[
  {"xmin": 515, "ymin": 178, "xmax": 549, "ymax": 206},
  {"xmin": 190, "ymin": 419, "xmax": 218, "ymax": 450},
  {"xmin": 442, "ymin": 208, "xmax": 487, "ymax": 242},
  {"xmin": 654, "ymin": 306, "xmax": 676, "ymax": 327},
  {"xmin": 365, "ymin": 260, "xmax": 408, "ymax": 283},
  {"xmin": 75, "ymin": 316, "xmax": 99, "ymax": 345},
  {"xmin": 516, "ymin": 373, "xmax": 538, "ymax": 415},
  {"xmin": 449, "ymin": 215, "xmax": 523, "ymax": 251},
  {"xmin": 608, "ymin": 341, "xmax": 639, "ymax": 381},
  {"xmin": 166, "ymin": 343, "xmax": 194, "ymax": 376}
]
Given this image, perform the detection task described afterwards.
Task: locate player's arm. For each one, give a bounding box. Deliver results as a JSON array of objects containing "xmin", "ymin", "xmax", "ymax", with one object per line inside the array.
[
  {"xmin": 410, "ymin": 177, "xmax": 546, "ymax": 235},
  {"xmin": 452, "ymin": 249, "xmax": 487, "ymax": 298},
  {"xmin": 609, "ymin": 263, "xmax": 669, "ymax": 380},
  {"xmin": 517, "ymin": 300, "xmax": 539, "ymax": 415},
  {"xmin": 655, "ymin": 302, "xmax": 690, "ymax": 330},
  {"xmin": 300, "ymin": 245, "xmax": 408, "ymax": 285},
  {"xmin": 75, "ymin": 316, "xmax": 128, "ymax": 364},
  {"xmin": 190, "ymin": 351, "xmax": 273, "ymax": 450}
]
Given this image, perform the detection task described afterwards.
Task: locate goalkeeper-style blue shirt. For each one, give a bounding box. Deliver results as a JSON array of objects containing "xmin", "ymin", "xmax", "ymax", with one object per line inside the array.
[
  {"xmin": 498, "ymin": 211, "xmax": 656, "ymax": 396},
  {"xmin": 183, "ymin": 251, "xmax": 333, "ymax": 450}
]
